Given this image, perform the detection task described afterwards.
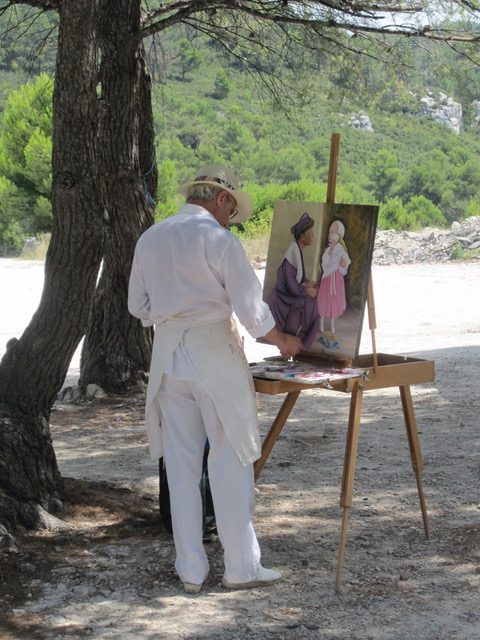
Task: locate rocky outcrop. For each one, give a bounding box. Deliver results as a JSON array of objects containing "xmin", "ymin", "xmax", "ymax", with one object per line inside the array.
[
  {"xmin": 418, "ymin": 92, "xmax": 463, "ymax": 134},
  {"xmin": 473, "ymin": 100, "xmax": 480, "ymax": 124},
  {"xmin": 345, "ymin": 92, "xmax": 465, "ymax": 135},
  {"xmin": 347, "ymin": 113, "xmax": 374, "ymax": 132},
  {"xmin": 373, "ymin": 216, "xmax": 480, "ymax": 265}
]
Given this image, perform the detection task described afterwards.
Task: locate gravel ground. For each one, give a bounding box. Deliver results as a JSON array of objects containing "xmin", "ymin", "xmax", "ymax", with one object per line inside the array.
[{"xmin": 1, "ymin": 261, "xmax": 480, "ymax": 640}]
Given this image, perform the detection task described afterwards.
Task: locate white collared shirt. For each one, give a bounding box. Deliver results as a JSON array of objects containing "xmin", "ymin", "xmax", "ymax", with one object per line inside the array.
[
  {"xmin": 128, "ymin": 204, "xmax": 273, "ymax": 463},
  {"xmin": 128, "ymin": 204, "xmax": 274, "ymax": 338}
]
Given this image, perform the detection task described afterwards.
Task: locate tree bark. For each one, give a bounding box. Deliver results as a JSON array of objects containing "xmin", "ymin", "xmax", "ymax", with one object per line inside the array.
[
  {"xmin": 0, "ymin": 0, "xmax": 104, "ymax": 530},
  {"xmin": 0, "ymin": 0, "xmax": 157, "ymax": 532},
  {"xmin": 78, "ymin": 0, "xmax": 156, "ymax": 395}
]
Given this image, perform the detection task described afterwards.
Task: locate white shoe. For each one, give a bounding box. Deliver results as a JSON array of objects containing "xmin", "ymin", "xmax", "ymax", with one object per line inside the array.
[
  {"xmin": 183, "ymin": 582, "xmax": 202, "ymax": 594},
  {"xmin": 222, "ymin": 567, "xmax": 282, "ymax": 590}
]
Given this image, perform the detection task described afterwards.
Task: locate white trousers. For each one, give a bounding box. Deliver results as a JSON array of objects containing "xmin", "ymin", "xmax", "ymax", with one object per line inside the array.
[{"xmin": 157, "ymin": 372, "xmax": 262, "ymax": 585}]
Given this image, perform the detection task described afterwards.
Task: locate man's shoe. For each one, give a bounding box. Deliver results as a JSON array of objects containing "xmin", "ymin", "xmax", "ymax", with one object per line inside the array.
[
  {"xmin": 183, "ymin": 582, "xmax": 202, "ymax": 594},
  {"xmin": 222, "ymin": 567, "xmax": 282, "ymax": 590}
]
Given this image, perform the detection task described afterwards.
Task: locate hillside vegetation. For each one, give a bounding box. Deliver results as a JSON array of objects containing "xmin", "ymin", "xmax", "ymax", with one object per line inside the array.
[{"xmin": 1, "ymin": 13, "xmax": 480, "ymax": 255}]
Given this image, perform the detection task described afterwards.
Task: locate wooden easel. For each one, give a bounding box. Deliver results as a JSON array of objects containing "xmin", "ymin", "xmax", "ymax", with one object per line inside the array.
[{"xmin": 253, "ymin": 134, "xmax": 434, "ymax": 591}]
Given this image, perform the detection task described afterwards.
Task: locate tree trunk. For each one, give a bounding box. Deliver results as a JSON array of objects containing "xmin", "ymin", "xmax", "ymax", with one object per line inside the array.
[
  {"xmin": 78, "ymin": 0, "xmax": 156, "ymax": 395},
  {"xmin": 0, "ymin": 0, "xmax": 104, "ymax": 530},
  {"xmin": 0, "ymin": 0, "xmax": 157, "ymax": 532}
]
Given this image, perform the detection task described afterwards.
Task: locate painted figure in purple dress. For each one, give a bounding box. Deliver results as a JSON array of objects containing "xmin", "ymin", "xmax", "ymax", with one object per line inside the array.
[
  {"xmin": 318, "ymin": 220, "xmax": 351, "ymax": 340},
  {"xmin": 266, "ymin": 212, "xmax": 319, "ymax": 349}
]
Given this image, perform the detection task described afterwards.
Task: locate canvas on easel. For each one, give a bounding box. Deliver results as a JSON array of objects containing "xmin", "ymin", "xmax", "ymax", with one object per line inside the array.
[
  {"xmin": 253, "ymin": 134, "xmax": 434, "ymax": 592},
  {"xmin": 262, "ymin": 200, "xmax": 379, "ymax": 360}
]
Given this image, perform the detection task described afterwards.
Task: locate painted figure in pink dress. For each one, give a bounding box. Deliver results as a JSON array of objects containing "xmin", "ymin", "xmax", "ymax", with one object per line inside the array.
[{"xmin": 318, "ymin": 220, "xmax": 351, "ymax": 336}]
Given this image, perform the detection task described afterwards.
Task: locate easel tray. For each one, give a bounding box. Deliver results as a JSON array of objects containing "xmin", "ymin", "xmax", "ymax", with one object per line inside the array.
[
  {"xmin": 252, "ymin": 353, "xmax": 435, "ymax": 395},
  {"xmin": 352, "ymin": 353, "xmax": 435, "ymax": 390}
]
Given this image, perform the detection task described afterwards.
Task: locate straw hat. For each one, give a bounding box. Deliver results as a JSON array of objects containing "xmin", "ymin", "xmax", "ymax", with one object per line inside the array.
[{"xmin": 177, "ymin": 164, "xmax": 253, "ymax": 223}]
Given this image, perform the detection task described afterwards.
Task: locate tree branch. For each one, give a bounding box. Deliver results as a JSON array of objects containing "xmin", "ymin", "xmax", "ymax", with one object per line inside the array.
[
  {"xmin": 138, "ymin": 0, "xmax": 480, "ymax": 44},
  {"xmin": 0, "ymin": 0, "xmax": 59, "ymax": 11}
]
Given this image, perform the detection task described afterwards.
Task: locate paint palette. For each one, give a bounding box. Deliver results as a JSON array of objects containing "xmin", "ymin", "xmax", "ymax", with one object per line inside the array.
[{"xmin": 249, "ymin": 359, "xmax": 363, "ymax": 385}]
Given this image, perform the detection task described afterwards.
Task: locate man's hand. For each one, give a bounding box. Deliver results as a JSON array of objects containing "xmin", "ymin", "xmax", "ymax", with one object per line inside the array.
[
  {"xmin": 278, "ymin": 333, "xmax": 303, "ymax": 358},
  {"xmin": 263, "ymin": 327, "xmax": 303, "ymax": 359}
]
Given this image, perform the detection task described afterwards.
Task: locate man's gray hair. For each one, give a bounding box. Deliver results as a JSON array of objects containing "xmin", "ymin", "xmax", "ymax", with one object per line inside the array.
[{"xmin": 186, "ymin": 183, "xmax": 223, "ymax": 202}]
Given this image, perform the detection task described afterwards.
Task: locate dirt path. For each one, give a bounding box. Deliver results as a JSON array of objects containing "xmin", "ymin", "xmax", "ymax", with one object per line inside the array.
[{"xmin": 1, "ymin": 263, "xmax": 480, "ymax": 640}]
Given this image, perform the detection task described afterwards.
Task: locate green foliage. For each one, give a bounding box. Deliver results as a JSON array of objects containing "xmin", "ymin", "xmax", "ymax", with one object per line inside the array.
[
  {"xmin": 213, "ymin": 69, "xmax": 230, "ymax": 100},
  {"xmin": 148, "ymin": 35, "xmax": 480, "ymax": 233},
  {"xmin": 395, "ymin": 150, "xmax": 449, "ymax": 206},
  {"xmin": 464, "ymin": 197, "xmax": 480, "ymax": 219},
  {"xmin": 449, "ymin": 238, "xmax": 479, "ymax": 261},
  {"xmin": 0, "ymin": 7, "xmax": 57, "ymax": 76},
  {"xmin": 0, "ymin": 73, "xmax": 53, "ymax": 253},
  {"xmin": 0, "ymin": 71, "xmax": 27, "ymax": 112},
  {"xmin": 0, "ymin": 175, "xmax": 27, "ymax": 254},
  {"xmin": 23, "ymin": 127, "xmax": 52, "ymax": 195},
  {"xmin": 378, "ymin": 196, "xmax": 407, "ymax": 230},
  {"xmin": 450, "ymin": 240, "xmax": 464, "ymax": 260},
  {"xmin": 1, "ymin": 74, "xmax": 52, "ymax": 168},
  {"xmin": 4, "ymin": 19, "xmax": 480, "ymax": 251},
  {"xmin": 177, "ymin": 39, "xmax": 204, "ymax": 80},
  {"xmin": 33, "ymin": 196, "xmax": 52, "ymax": 231},
  {"xmin": 155, "ymin": 159, "xmax": 183, "ymax": 221},
  {"xmin": 379, "ymin": 195, "xmax": 445, "ymax": 231},
  {"xmin": 366, "ymin": 150, "xmax": 400, "ymax": 202},
  {"xmin": 239, "ymin": 179, "xmax": 329, "ymax": 239},
  {"xmin": 404, "ymin": 196, "xmax": 446, "ymax": 230}
]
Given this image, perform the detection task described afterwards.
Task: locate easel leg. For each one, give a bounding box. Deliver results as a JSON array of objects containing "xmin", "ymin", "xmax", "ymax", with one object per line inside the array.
[
  {"xmin": 399, "ymin": 385, "xmax": 430, "ymax": 539},
  {"xmin": 335, "ymin": 380, "xmax": 364, "ymax": 591},
  {"xmin": 254, "ymin": 390, "xmax": 301, "ymax": 481}
]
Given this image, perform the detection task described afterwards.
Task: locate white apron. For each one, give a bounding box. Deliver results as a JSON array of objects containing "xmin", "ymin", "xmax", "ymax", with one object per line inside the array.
[{"xmin": 145, "ymin": 317, "xmax": 261, "ymax": 465}]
